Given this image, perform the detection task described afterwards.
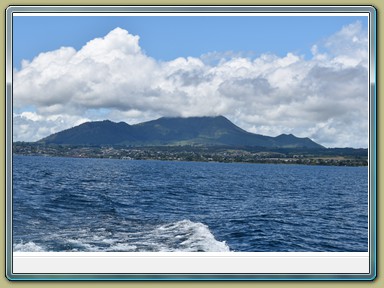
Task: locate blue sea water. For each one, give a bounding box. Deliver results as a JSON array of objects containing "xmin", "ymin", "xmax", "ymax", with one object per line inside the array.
[{"xmin": 12, "ymin": 155, "xmax": 368, "ymax": 252}]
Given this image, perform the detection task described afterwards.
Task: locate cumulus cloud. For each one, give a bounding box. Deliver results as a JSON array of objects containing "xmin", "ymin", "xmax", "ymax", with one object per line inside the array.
[
  {"xmin": 13, "ymin": 112, "xmax": 90, "ymax": 142},
  {"xmin": 13, "ymin": 22, "xmax": 369, "ymax": 147}
]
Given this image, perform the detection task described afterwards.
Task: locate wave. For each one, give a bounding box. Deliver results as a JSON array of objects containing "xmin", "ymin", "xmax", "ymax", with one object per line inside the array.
[
  {"xmin": 13, "ymin": 220, "xmax": 230, "ymax": 252},
  {"xmin": 151, "ymin": 220, "xmax": 230, "ymax": 252},
  {"xmin": 13, "ymin": 241, "xmax": 45, "ymax": 252}
]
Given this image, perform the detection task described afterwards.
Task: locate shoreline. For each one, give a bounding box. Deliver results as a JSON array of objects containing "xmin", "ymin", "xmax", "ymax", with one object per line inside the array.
[{"xmin": 13, "ymin": 153, "xmax": 368, "ymax": 167}]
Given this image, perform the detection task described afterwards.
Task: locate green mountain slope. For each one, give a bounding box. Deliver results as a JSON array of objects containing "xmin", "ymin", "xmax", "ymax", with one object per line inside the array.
[
  {"xmin": 38, "ymin": 116, "xmax": 323, "ymax": 149},
  {"xmin": 39, "ymin": 120, "xmax": 138, "ymax": 145}
]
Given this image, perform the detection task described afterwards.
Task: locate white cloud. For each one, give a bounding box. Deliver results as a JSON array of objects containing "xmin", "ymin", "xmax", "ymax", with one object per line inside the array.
[
  {"xmin": 13, "ymin": 112, "xmax": 90, "ymax": 142},
  {"xmin": 13, "ymin": 22, "xmax": 369, "ymax": 148}
]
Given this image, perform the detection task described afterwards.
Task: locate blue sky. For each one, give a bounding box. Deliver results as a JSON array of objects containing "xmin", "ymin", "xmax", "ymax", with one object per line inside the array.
[
  {"xmin": 12, "ymin": 14, "xmax": 370, "ymax": 148},
  {"xmin": 13, "ymin": 15, "xmax": 367, "ymax": 69}
]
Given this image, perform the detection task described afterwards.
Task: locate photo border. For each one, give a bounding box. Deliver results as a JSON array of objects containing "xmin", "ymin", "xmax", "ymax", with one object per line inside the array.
[{"xmin": 3, "ymin": 3, "xmax": 377, "ymax": 282}]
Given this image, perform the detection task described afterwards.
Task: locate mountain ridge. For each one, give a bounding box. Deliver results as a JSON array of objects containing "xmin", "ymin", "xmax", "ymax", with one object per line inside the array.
[{"xmin": 38, "ymin": 115, "xmax": 324, "ymax": 149}]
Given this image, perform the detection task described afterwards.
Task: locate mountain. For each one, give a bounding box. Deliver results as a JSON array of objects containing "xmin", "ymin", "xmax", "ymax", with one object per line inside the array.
[
  {"xmin": 38, "ymin": 120, "xmax": 138, "ymax": 145},
  {"xmin": 38, "ymin": 116, "xmax": 323, "ymax": 149}
]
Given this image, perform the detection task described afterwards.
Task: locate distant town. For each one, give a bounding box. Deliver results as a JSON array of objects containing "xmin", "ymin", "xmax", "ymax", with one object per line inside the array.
[{"xmin": 13, "ymin": 142, "xmax": 368, "ymax": 167}]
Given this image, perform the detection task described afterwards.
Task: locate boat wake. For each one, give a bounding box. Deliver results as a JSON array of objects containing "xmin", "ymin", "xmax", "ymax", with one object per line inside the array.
[{"xmin": 13, "ymin": 219, "xmax": 230, "ymax": 252}]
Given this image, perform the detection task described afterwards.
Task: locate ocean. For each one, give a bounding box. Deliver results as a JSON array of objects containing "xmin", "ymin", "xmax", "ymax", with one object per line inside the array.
[{"xmin": 12, "ymin": 155, "xmax": 368, "ymax": 252}]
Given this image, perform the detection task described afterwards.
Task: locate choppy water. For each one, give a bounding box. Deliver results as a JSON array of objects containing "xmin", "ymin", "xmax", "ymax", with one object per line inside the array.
[{"xmin": 13, "ymin": 155, "xmax": 368, "ymax": 252}]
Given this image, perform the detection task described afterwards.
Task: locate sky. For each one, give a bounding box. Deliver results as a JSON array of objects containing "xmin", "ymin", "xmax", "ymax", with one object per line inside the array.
[{"xmin": 12, "ymin": 14, "xmax": 369, "ymax": 148}]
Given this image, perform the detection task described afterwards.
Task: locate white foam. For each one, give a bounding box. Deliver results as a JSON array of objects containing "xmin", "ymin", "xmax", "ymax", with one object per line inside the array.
[
  {"xmin": 13, "ymin": 241, "xmax": 45, "ymax": 252},
  {"xmin": 66, "ymin": 239, "xmax": 96, "ymax": 251},
  {"xmin": 153, "ymin": 220, "xmax": 230, "ymax": 252},
  {"xmin": 106, "ymin": 243, "xmax": 137, "ymax": 251},
  {"xmin": 13, "ymin": 220, "xmax": 230, "ymax": 252}
]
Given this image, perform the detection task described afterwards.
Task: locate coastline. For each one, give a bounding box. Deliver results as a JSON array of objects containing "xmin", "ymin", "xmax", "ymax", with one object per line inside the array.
[{"xmin": 12, "ymin": 143, "xmax": 368, "ymax": 167}]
